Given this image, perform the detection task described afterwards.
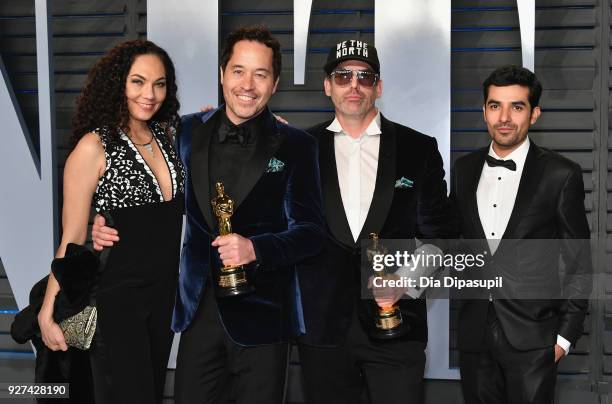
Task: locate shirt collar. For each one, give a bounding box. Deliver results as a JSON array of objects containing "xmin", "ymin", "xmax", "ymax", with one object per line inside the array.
[
  {"xmin": 488, "ymin": 136, "xmax": 530, "ymax": 170},
  {"xmin": 326, "ymin": 111, "xmax": 382, "ymax": 137}
]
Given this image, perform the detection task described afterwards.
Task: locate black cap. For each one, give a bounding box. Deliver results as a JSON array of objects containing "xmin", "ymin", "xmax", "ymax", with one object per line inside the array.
[{"xmin": 324, "ymin": 40, "xmax": 380, "ymax": 75}]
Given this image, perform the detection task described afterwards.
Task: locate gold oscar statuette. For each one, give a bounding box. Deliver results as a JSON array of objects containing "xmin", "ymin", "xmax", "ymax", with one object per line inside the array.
[
  {"xmin": 367, "ymin": 233, "xmax": 408, "ymax": 339},
  {"xmin": 211, "ymin": 182, "xmax": 254, "ymax": 297}
]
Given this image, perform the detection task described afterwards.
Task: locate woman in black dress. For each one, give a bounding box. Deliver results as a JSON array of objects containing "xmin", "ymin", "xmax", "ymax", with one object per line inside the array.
[{"xmin": 37, "ymin": 40, "xmax": 185, "ymax": 404}]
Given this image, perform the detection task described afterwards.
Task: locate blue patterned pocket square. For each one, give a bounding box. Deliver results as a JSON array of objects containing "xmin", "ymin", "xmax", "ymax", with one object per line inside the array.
[
  {"xmin": 266, "ymin": 157, "xmax": 285, "ymax": 173},
  {"xmin": 394, "ymin": 177, "xmax": 414, "ymax": 189}
]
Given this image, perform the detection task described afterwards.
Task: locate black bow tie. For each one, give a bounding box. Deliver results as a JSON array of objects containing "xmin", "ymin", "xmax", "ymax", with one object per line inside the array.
[
  {"xmin": 485, "ymin": 155, "xmax": 516, "ymax": 171},
  {"xmin": 217, "ymin": 122, "xmax": 249, "ymax": 146}
]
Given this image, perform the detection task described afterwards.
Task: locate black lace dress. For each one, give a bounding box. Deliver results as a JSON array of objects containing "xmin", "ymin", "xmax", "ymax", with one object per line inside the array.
[{"xmin": 89, "ymin": 122, "xmax": 185, "ymax": 404}]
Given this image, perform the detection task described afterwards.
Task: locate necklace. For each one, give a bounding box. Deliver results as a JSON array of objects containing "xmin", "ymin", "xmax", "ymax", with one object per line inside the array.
[{"xmin": 131, "ymin": 131, "xmax": 154, "ymax": 156}]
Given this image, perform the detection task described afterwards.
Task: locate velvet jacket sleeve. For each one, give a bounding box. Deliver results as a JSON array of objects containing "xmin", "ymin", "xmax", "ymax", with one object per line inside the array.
[
  {"xmin": 556, "ymin": 162, "xmax": 592, "ymax": 344},
  {"xmin": 250, "ymin": 131, "xmax": 324, "ymax": 269}
]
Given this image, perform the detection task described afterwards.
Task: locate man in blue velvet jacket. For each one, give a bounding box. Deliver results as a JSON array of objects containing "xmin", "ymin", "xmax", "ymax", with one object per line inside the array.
[
  {"xmin": 92, "ymin": 27, "xmax": 323, "ymax": 404},
  {"xmin": 171, "ymin": 26, "xmax": 324, "ymax": 404}
]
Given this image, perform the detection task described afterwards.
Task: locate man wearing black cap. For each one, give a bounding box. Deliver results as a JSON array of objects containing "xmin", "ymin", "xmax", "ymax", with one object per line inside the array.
[{"xmin": 296, "ymin": 40, "xmax": 451, "ymax": 404}]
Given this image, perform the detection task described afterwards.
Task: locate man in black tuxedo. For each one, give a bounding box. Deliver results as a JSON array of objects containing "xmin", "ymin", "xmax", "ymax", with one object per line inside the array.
[
  {"xmin": 450, "ymin": 65, "xmax": 592, "ymax": 404},
  {"xmin": 297, "ymin": 40, "xmax": 451, "ymax": 404}
]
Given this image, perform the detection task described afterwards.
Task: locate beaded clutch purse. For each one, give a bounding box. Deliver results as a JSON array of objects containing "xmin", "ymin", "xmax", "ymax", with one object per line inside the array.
[{"xmin": 59, "ymin": 305, "xmax": 97, "ymax": 350}]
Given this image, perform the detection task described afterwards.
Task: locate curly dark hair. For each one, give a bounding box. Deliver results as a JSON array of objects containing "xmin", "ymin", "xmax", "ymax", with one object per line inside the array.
[
  {"xmin": 220, "ymin": 26, "xmax": 282, "ymax": 81},
  {"xmin": 72, "ymin": 40, "xmax": 180, "ymax": 145}
]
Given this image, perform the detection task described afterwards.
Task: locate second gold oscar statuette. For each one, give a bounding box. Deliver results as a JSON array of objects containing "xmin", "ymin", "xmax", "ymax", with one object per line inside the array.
[{"xmin": 368, "ymin": 233, "xmax": 408, "ymax": 339}]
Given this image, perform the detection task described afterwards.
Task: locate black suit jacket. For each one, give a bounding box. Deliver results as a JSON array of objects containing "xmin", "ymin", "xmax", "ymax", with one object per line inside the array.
[
  {"xmin": 298, "ymin": 114, "xmax": 451, "ymax": 346},
  {"xmin": 450, "ymin": 141, "xmax": 592, "ymax": 351}
]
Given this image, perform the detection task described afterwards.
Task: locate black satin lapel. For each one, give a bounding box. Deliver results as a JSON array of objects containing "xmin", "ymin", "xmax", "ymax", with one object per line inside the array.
[
  {"xmin": 357, "ymin": 116, "xmax": 396, "ymax": 241},
  {"xmin": 320, "ymin": 130, "xmax": 355, "ymax": 247},
  {"xmin": 465, "ymin": 148, "xmax": 488, "ymax": 240},
  {"xmin": 190, "ymin": 115, "xmax": 217, "ymax": 230},
  {"xmin": 232, "ymin": 111, "xmax": 284, "ymax": 208},
  {"xmin": 502, "ymin": 143, "xmax": 545, "ymax": 239}
]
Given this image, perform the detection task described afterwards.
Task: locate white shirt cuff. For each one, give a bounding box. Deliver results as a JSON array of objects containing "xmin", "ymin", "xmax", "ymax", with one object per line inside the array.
[
  {"xmin": 557, "ymin": 335, "xmax": 571, "ymax": 355},
  {"xmin": 394, "ymin": 243, "xmax": 443, "ymax": 299},
  {"xmin": 394, "ymin": 261, "xmax": 421, "ymax": 299}
]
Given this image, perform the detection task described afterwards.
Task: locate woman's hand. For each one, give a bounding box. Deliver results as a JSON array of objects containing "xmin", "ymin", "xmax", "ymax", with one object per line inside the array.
[
  {"xmin": 38, "ymin": 311, "xmax": 68, "ymax": 352},
  {"xmin": 36, "ymin": 132, "xmax": 104, "ymax": 353}
]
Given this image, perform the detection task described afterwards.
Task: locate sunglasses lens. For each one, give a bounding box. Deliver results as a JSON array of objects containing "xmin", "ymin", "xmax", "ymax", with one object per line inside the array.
[
  {"xmin": 332, "ymin": 72, "xmax": 352, "ymax": 86},
  {"xmin": 331, "ymin": 70, "xmax": 378, "ymax": 87},
  {"xmin": 358, "ymin": 73, "xmax": 376, "ymax": 87}
]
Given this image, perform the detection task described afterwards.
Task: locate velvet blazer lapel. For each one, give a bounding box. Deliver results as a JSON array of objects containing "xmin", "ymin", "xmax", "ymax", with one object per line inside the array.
[
  {"xmin": 190, "ymin": 111, "xmax": 218, "ymax": 230},
  {"xmin": 318, "ymin": 114, "xmax": 396, "ymax": 246},
  {"xmin": 319, "ymin": 128, "xmax": 355, "ymax": 247},
  {"xmin": 191, "ymin": 109, "xmax": 285, "ymax": 230},
  {"xmin": 230, "ymin": 110, "xmax": 285, "ymax": 209},
  {"xmin": 357, "ymin": 114, "xmax": 396, "ymax": 241}
]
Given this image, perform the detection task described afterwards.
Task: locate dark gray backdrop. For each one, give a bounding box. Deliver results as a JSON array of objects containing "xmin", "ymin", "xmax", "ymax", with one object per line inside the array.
[{"xmin": 0, "ymin": 0, "xmax": 607, "ymax": 402}]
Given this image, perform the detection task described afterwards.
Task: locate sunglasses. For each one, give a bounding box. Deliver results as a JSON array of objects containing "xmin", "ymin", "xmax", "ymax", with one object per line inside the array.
[{"xmin": 330, "ymin": 69, "xmax": 379, "ymax": 87}]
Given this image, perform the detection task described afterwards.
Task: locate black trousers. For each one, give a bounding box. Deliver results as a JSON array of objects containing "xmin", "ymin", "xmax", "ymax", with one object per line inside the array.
[
  {"xmin": 174, "ymin": 284, "xmax": 289, "ymax": 404},
  {"xmin": 459, "ymin": 304, "xmax": 557, "ymax": 404},
  {"xmin": 299, "ymin": 310, "xmax": 426, "ymax": 404},
  {"xmin": 89, "ymin": 280, "xmax": 176, "ymax": 404}
]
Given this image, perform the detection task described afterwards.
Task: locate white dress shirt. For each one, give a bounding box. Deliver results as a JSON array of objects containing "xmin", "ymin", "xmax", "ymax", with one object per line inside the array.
[
  {"xmin": 328, "ymin": 112, "xmax": 381, "ymax": 241},
  {"xmin": 329, "ymin": 113, "xmax": 442, "ymax": 299},
  {"xmin": 476, "ymin": 137, "xmax": 570, "ymax": 354}
]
